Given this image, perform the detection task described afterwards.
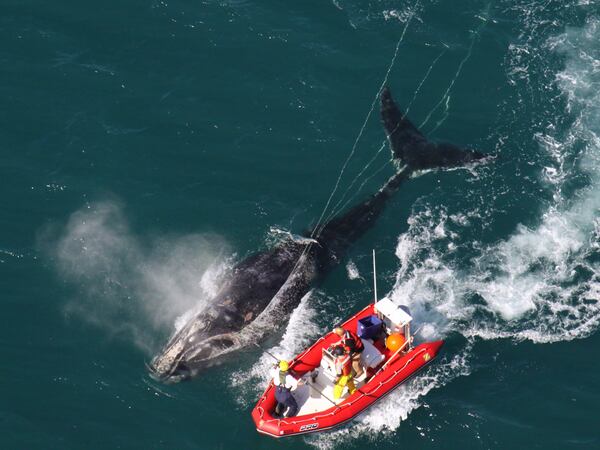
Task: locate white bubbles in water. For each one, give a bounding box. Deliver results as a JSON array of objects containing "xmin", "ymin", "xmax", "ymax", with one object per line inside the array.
[
  {"xmin": 346, "ymin": 259, "xmax": 362, "ymax": 280},
  {"xmin": 391, "ymin": 207, "xmax": 465, "ymax": 338},
  {"xmin": 469, "ymin": 17, "xmax": 600, "ymax": 339}
]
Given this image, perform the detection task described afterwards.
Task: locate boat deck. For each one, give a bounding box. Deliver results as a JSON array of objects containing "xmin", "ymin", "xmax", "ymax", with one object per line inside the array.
[
  {"xmin": 294, "ymin": 371, "xmax": 368, "ymax": 416},
  {"xmin": 293, "ymin": 338, "xmax": 385, "ymax": 416}
]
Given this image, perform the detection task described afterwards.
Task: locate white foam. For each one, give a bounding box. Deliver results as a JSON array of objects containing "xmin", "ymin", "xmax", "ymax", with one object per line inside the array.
[
  {"xmin": 467, "ymin": 18, "xmax": 600, "ymax": 333},
  {"xmin": 346, "ymin": 260, "xmax": 361, "ymax": 280}
]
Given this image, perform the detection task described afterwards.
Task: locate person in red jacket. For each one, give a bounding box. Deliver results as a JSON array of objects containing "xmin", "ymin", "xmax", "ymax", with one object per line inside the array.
[
  {"xmin": 333, "ymin": 327, "xmax": 365, "ymax": 377},
  {"xmin": 332, "ymin": 345, "xmax": 356, "ymax": 399}
]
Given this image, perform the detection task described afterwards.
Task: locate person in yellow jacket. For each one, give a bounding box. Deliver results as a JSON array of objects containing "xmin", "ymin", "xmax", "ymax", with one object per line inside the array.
[
  {"xmin": 332, "ymin": 346, "xmax": 356, "ymax": 399},
  {"xmin": 271, "ymin": 360, "xmax": 302, "ymax": 417}
]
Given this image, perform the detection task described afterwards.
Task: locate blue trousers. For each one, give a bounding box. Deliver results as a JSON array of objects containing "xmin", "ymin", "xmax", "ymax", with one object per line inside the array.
[{"xmin": 275, "ymin": 387, "xmax": 298, "ymax": 417}]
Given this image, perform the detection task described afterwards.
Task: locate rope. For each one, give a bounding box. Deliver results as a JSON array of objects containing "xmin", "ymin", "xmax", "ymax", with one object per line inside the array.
[
  {"xmin": 322, "ymin": 46, "xmax": 448, "ymax": 221},
  {"xmin": 420, "ymin": 6, "xmax": 490, "ymax": 133},
  {"xmin": 308, "ymin": 1, "xmax": 421, "ymax": 241},
  {"xmin": 281, "ymin": 2, "xmax": 422, "ymax": 282}
]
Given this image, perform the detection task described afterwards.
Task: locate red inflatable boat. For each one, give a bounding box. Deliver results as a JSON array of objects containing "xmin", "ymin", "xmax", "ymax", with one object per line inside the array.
[{"xmin": 251, "ymin": 296, "xmax": 444, "ymax": 438}]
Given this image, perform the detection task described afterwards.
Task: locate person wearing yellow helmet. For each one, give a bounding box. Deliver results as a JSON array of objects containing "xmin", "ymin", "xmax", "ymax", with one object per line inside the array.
[{"xmin": 271, "ymin": 360, "xmax": 300, "ymax": 417}]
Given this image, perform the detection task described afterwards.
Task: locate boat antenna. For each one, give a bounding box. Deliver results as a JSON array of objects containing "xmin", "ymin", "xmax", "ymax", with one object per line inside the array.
[{"xmin": 372, "ymin": 249, "xmax": 378, "ymax": 303}]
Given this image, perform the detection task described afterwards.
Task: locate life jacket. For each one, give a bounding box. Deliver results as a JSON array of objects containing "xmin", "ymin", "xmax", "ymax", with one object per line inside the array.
[
  {"xmin": 335, "ymin": 354, "xmax": 352, "ymax": 377},
  {"xmin": 342, "ymin": 330, "xmax": 364, "ymax": 353},
  {"xmin": 277, "ymin": 370, "xmax": 291, "ymax": 391}
]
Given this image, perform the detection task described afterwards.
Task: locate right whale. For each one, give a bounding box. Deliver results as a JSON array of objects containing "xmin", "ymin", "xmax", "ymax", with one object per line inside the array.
[{"xmin": 149, "ymin": 87, "xmax": 491, "ymax": 382}]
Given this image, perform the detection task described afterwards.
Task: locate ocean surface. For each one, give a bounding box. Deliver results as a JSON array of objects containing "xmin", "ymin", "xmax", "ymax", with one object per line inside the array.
[{"xmin": 2, "ymin": 0, "xmax": 600, "ymax": 448}]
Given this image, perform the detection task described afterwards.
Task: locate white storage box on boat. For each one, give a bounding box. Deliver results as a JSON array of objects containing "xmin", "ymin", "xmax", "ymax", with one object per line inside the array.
[
  {"xmin": 359, "ymin": 339, "xmax": 385, "ymax": 369},
  {"xmin": 374, "ymin": 297, "xmax": 412, "ymax": 333}
]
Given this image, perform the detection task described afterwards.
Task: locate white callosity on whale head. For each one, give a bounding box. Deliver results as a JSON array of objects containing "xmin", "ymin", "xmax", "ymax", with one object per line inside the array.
[{"xmin": 151, "ymin": 320, "xmax": 246, "ymax": 381}]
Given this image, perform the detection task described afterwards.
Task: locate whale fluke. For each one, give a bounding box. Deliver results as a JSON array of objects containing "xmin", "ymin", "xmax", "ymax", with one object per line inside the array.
[{"xmin": 381, "ymin": 87, "xmax": 487, "ymax": 171}]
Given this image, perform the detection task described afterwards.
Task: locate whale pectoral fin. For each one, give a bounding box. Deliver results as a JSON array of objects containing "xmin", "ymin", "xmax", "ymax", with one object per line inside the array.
[{"xmin": 380, "ymin": 87, "xmax": 427, "ymax": 163}]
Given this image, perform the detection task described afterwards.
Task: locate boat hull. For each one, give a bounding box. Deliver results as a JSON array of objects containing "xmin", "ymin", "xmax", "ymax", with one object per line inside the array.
[{"xmin": 251, "ymin": 303, "xmax": 444, "ymax": 438}]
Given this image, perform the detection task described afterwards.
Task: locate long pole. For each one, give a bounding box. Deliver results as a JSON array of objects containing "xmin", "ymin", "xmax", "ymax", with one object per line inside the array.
[{"xmin": 373, "ymin": 249, "xmax": 378, "ymax": 303}]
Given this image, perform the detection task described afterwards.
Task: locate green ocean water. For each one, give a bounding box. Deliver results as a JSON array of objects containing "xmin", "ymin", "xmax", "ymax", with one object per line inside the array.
[{"xmin": 2, "ymin": 0, "xmax": 600, "ymax": 448}]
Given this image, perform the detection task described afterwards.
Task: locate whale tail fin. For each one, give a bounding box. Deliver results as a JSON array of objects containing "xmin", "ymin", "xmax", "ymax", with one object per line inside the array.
[{"xmin": 380, "ymin": 87, "xmax": 489, "ymax": 171}]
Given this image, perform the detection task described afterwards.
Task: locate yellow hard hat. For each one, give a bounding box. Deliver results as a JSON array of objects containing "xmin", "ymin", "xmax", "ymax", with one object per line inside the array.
[
  {"xmin": 279, "ymin": 360, "xmax": 289, "ymax": 371},
  {"xmin": 333, "ymin": 327, "xmax": 344, "ymax": 336}
]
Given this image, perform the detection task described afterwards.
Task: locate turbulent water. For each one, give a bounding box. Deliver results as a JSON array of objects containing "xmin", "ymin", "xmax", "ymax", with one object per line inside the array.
[{"xmin": 3, "ymin": 1, "xmax": 600, "ymax": 449}]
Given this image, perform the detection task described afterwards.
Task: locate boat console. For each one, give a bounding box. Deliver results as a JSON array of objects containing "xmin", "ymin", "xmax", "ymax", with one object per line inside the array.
[
  {"xmin": 318, "ymin": 339, "xmax": 384, "ymax": 383},
  {"xmin": 374, "ymin": 297, "xmax": 412, "ymax": 342}
]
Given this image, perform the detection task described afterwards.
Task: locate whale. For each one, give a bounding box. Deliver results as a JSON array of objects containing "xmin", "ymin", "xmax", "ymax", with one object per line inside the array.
[{"xmin": 149, "ymin": 87, "xmax": 488, "ymax": 382}]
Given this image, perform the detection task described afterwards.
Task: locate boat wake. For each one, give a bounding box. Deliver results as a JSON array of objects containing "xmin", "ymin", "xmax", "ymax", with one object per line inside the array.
[
  {"xmin": 308, "ymin": 6, "xmax": 600, "ymax": 449},
  {"xmin": 451, "ymin": 16, "xmax": 600, "ymax": 345}
]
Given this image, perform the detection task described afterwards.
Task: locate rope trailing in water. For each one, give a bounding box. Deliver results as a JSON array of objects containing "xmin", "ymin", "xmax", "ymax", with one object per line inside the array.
[
  {"xmin": 280, "ymin": 2, "xmax": 422, "ymax": 287},
  {"xmin": 420, "ymin": 5, "xmax": 490, "ymax": 133},
  {"xmin": 308, "ymin": 1, "xmax": 422, "ymax": 242},
  {"xmin": 324, "ymin": 46, "xmax": 448, "ymax": 221}
]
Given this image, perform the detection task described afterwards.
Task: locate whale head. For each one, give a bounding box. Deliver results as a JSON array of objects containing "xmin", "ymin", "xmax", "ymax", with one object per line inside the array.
[{"xmin": 148, "ymin": 309, "xmax": 242, "ymax": 382}]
